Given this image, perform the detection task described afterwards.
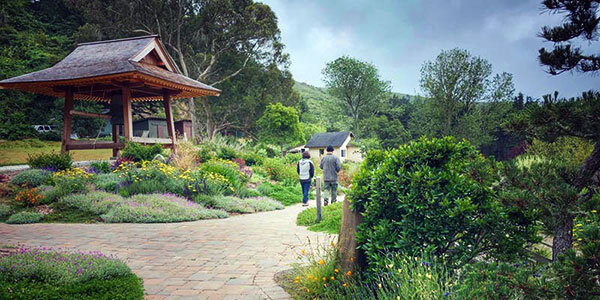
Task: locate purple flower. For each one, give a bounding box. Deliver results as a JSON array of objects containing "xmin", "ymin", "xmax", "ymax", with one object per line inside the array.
[{"xmin": 444, "ymin": 292, "xmax": 450, "ymax": 297}]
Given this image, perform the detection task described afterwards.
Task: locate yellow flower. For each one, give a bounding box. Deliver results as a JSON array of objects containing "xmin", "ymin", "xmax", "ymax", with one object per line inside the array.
[
  {"xmin": 387, "ymin": 263, "xmax": 394, "ymax": 268},
  {"xmin": 330, "ymin": 241, "xmax": 335, "ymax": 247},
  {"xmin": 415, "ymin": 257, "xmax": 419, "ymax": 261},
  {"xmin": 295, "ymin": 276, "xmax": 300, "ymax": 280},
  {"xmin": 294, "ymin": 280, "xmax": 299, "ymax": 284},
  {"xmin": 575, "ymin": 224, "xmax": 583, "ymax": 227},
  {"xmin": 323, "ymin": 283, "xmax": 327, "ymax": 287},
  {"xmin": 592, "ymin": 210, "xmax": 597, "ymax": 213},
  {"xmin": 318, "ymin": 259, "xmax": 324, "ymax": 265},
  {"xmin": 398, "ymin": 269, "xmax": 402, "ymax": 273},
  {"xmin": 425, "ymin": 273, "xmax": 432, "ymax": 279},
  {"xmin": 330, "ymin": 276, "xmax": 335, "ymax": 280},
  {"xmin": 350, "ymin": 257, "xmax": 354, "ymax": 262},
  {"xmin": 306, "ymin": 288, "xmax": 310, "ymax": 293},
  {"xmin": 302, "ymin": 249, "xmax": 306, "ymax": 255},
  {"xmin": 378, "ymin": 283, "xmax": 382, "ymax": 289},
  {"xmin": 334, "ymin": 268, "xmax": 339, "ymax": 273},
  {"xmin": 343, "ymin": 283, "xmax": 347, "ymax": 287},
  {"xmin": 322, "ymin": 277, "xmax": 326, "ymax": 281},
  {"xmin": 307, "ymin": 275, "xmax": 313, "ymax": 279}
]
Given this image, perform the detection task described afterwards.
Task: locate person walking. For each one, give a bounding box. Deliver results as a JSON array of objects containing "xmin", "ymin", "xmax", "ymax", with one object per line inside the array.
[
  {"xmin": 297, "ymin": 151, "xmax": 314, "ymax": 207},
  {"xmin": 319, "ymin": 145, "xmax": 341, "ymax": 206}
]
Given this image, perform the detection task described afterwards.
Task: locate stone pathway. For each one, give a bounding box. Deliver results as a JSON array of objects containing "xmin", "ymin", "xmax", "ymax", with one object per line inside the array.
[{"xmin": 0, "ymin": 204, "xmax": 332, "ymax": 299}]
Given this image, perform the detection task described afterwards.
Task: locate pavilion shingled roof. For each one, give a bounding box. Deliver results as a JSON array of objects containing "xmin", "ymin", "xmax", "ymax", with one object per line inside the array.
[{"xmin": 0, "ymin": 35, "xmax": 220, "ymax": 101}]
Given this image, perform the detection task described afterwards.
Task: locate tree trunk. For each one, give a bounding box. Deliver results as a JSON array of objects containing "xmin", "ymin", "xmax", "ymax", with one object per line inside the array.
[
  {"xmin": 187, "ymin": 98, "xmax": 197, "ymax": 142},
  {"xmin": 552, "ymin": 213, "xmax": 574, "ymax": 261},
  {"xmin": 338, "ymin": 196, "xmax": 366, "ymax": 272},
  {"xmin": 574, "ymin": 141, "xmax": 600, "ymax": 189}
]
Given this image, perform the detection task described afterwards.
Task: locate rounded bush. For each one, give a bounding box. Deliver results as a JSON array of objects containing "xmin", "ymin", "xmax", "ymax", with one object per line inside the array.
[
  {"xmin": 11, "ymin": 169, "xmax": 51, "ymax": 187},
  {"xmin": 350, "ymin": 137, "xmax": 538, "ymax": 272},
  {"xmin": 26, "ymin": 152, "xmax": 72, "ymax": 171},
  {"xmin": 0, "ymin": 204, "xmax": 13, "ymax": 218},
  {"xmin": 6, "ymin": 211, "xmax": 43, "ymax": 224}
]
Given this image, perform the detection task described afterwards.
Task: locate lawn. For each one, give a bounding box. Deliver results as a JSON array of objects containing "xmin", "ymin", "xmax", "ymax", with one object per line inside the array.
[{"xmin": 0, "ymin": 140, "xmax": 112, "ymax": 166}]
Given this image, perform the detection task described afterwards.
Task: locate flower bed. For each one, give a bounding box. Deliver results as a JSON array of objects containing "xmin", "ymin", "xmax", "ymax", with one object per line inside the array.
[{"xmin": 0, "ymin": 246, "xmax": 143, "ymax": 299}]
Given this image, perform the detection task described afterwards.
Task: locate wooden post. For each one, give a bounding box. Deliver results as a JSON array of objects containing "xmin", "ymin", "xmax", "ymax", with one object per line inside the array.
[
  {"xmin": 112, "ymin": 124, "xmax": 119, "ymax": 157},
  {"xmin": 61, "ymin": 87, "xmax": 74, "ymax": 154},
  {"xmin": 163, "ymin": 89, "xmax": 177, "ymax": 152},
  {"xmin": 338, "ymin": 196, "xmax": 366, "ymax": 272},
  {"xmin": 122, "ymin": 86, "xmax": 133, "ymax": 141},
  {"xmin": 315, "ymin": 177, "xmax": 322, "ymax": 222}
]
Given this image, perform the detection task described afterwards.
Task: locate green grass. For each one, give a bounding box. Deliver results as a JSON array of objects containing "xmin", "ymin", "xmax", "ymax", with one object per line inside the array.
[
  {"xmin": 0, "ymin": 140, "xmax": 112, "ymax": 166},
  {"xmin": 296, "ymin": 201, "xmax": 342, "ymax": 234},
  {"xmin": 43, "ymin": 205, "xmax": 102, "ymax": 223}
]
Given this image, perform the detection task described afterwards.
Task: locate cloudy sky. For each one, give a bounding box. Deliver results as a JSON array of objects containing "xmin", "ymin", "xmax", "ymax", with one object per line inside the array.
[{"xmin": 260, "ymin": 0, "xmax": 598, "ymax": 98}]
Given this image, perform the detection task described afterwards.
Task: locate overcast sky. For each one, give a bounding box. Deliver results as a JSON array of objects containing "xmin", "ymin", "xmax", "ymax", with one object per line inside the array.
[{"xmin": 260, "ymin": 0, "xmax": 598, "ymax": 98}]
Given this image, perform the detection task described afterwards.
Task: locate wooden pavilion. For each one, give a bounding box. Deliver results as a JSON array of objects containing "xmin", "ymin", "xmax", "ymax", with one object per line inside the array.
[{"xmin": 0, "ymin": 35, "xmax": 220, "ymax": 156}]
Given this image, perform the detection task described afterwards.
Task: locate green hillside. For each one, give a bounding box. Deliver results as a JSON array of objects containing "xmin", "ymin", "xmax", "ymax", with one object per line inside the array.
[{"xmin": 293, "ymin": 81, "xmax": 420, "ymax": 131}]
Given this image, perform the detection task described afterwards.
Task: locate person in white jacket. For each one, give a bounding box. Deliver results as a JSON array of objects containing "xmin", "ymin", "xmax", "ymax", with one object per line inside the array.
[{"xmin": 296, "ymin": 151, "xmax": 315, "ymax": 207}]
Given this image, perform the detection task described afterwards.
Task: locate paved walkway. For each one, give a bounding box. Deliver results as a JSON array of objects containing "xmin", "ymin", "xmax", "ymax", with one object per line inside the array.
[{"xmin": 0, "ymin": 204, "xmax": 332, "ymax": 299}]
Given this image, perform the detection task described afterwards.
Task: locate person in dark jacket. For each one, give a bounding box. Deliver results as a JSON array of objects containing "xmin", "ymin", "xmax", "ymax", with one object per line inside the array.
[
  {"xmin": 319, "ymin": 145, "xmax": 341, "ymax": 206},
  {"xmin": 297, "ymin": 151, "xmax": 314, "ymax": 207}
]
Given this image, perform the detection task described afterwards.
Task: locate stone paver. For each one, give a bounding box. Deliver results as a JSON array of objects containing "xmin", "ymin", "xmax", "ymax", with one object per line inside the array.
[{"xmin": 0, "ymin": 204, "xmax": 332, "ymax": 299}]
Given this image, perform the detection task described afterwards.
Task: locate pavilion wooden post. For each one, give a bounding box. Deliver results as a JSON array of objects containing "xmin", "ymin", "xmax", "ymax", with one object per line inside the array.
[
  {"xmin": 163, "ymin": 89, "xmax": 177, "ymax": 152},
  {"xmin": 61, "ymin": 87, "xmax": 74, "ymax": 154},
  {"xmin": 122, "ymin": 86, "xmax": 133, "ymax": 141},
  {"xmin": 112, "ymin": 124, "xmax": 119, "ymax": 157}
]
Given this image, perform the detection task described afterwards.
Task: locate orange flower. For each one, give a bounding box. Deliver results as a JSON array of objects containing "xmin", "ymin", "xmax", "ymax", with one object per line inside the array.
[
  {"xmin": 318, "ymin": 259, "xmax": 324, "ymax": 265},
  {"xmin": 346, "ymin": 271, "xmax": 352, "ymax": 276},
  {"xmin": 322, "ymin": 277, "xmax": 326, "ymax": 281},
  {"xmin": 334, "ymin": 268, "xmax": 339, "ymax": 273}
]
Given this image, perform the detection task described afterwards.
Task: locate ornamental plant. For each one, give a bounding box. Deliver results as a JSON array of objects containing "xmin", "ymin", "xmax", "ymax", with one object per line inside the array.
[
  {"xmin": 15, "ymin": 186, "xmax": 45, "ymax": 207},
  {"xmin": 10, "ymin": 169, "xmax": 51, "ymax": 187},
  {"xmin": 349, "ymin": 137, "xmax": 539, "ymax": 273},
  {"xmin": 26, "ymin": 152, "xmax": 72, "ymax": 171},
  {"xmin": 53, "ymin": 168, "xmax": 94, "ymax": 195},
  {"xmin": 121, "ymin": 142, "xmax": 163, "ymax": 162},
  {"xmin": 6, "ymin": 211, "xmax": 43, "ymax": 224}
]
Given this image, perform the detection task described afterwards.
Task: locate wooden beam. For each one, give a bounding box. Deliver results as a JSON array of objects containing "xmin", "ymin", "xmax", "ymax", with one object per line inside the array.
[
  {"xmin": 112, "ymin": 80, "xmax": 145, "ymax": 89},
  {"xmin": 122, "ymin": 86, "xmax": 133, "ymax": 141},
  {"xmin": 112, "ymin": 124, "xmax": 119, "ymax": 157},
  {"xmin": 61, "ymin": 87, "xmax": 74, "ymax": 154},
  {"xmin": 70, "ymin": 110, "xmax": 111, "ymax": 119},
  {"xmin": 67, "ymin": 142, "xmax": 124, "ymax": 150},
  {"xmin": 163, "ymin": 89, "xmax": 177, "ymax": 152}
]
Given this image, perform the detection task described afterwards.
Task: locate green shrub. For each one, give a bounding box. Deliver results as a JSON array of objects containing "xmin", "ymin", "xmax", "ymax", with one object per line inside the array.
[
  {"xmin": 268, "ymin": 183, "xmax": 302, "ymax": 205},
  {"xmin": 526, "ymin": 136, "xmax": 594, "ymax": 167},
  {"xmin": 11, "ymin": 169, "xmax": 51, "ymax": 187},
  {"xmin": 37, "ymin": 130, "xmax": 61, "ymax": 141},
  {"xmin": 27, "ymin": 152, "xmax": 72, "ymax": 171},
  {"xmin": 0, "ymin": 112, "xmax": 38, "ymax": 140},
  {"xmin": 198, "ymin": 195, "xmax": 256, "ymax": 213},
  {"xmin": 101, "ymin": 193, "xmax": 228, "ymax": 223},
  {"xmin": 199, "ymin": 159, "xmax": 247, "ymax": 191},
  {"xmin": 257, "ymin": 182, "xmax": 274, "ymax": 196},
  {"xmin": 239, "ymin": 196, "xmax": 284, "ymax": 211},
  {"xmin": 240, "ymin": 151, "xmax": 264, "ymax": 166},
  {"xmin": 296, "ymin": 201, "xmax": 342, "ymax": 234},
  {"xmin": 0, "ymin": 274, "xmax": 144, "ymax": 300},
  {"xmin": 217, "ymin": 145, "xmax": 239, "ymax": 160},
  {"xmin": 119, "ymin": 178, "xmax": 183, "ymax": 197},
  {"xmin": 52, "ymin": 168, "xmax": 94, "ymax": 196},
  {"xmin": 94, "ymin": 173, "xmax": 122, "ymax": 192},
  {"xmin": 237, "ymin": 187, "xmax": 262, "ymax": 198},
  {"xmin": 0, "ymin": 246, "xmax": 143, "ymax": 299},
  {"xmin": 262, "ymin": 158, "xmax": 297, "ymax": 182},
  {"xmin": 197, "ymin": 144, "xmax": 216, "ymax": 163},
  {"xmin": 90, "ymin": 161, "xmax": 111, "ymax": 174},
  {"xmin": 350, "ymin": 137, "xmax": 538, "ymax": 273},
  {"xmin": 59, "ymin": 192, "xmax": 123, "ymax": 215},
  {"xmin": 6, "ymin": 211, "xmax": 43, "ymax": 224},
  {"xmin": 121, "ymin": 142, "xmax": 163, "ymax": 162},
  {"xmin": 455, "ymin": 261, "xmax": 553, "ymax": 299},
  {"xmin": 0, "ymin": 204, "xmax": 13, "ymax": 218},
  {"xmin": 283, "ymin": 153, "xmax": 301, "ymax": 164},
  {"xmin": 36, "ymin": 185, "xmax": 61, "ymax": 204}
]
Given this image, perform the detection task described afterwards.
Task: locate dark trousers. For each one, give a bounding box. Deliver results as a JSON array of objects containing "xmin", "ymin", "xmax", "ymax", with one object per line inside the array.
[{"xmin": 300, "ymin": 181, "xmax": 311, "ymax": 204}]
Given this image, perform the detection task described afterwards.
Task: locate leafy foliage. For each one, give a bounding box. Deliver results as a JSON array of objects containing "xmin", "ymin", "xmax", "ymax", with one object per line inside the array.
[
  {"xmin": 27, "ymin": 152, "xmax": 72, "ymax": 171},
  {"xmin": 322, "ymin": 56, "xmax": 391, "ymax": 136},
  {"xmin": 120, "ymin": 142, "xmax": 163, "ymax": 162},
  {"xmin": 11, "ymin": 169, "xmax": 51, "ymax": 187},
  {"xmin": 349, "ymin": 137, "xmax": 538, "ymax": 272},
  {"xmin": 6, "ymin": 211, "xmax": 43, "ymax": 224},
  {"xmin": 257, "ymin": 103, "xmax": 304, "ymax": 152}
]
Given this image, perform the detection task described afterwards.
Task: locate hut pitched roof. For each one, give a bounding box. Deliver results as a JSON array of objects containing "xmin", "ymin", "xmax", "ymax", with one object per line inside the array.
[
  {"xmin": 305, "ymin": 131, "xmax": 353, "ymax": 148},
  {"xmin": 0, "ymin": 35, "xmax": 220, "ymax": 101}
]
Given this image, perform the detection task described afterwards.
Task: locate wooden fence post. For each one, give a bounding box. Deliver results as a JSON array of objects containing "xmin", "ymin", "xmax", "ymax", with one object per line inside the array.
[
  {"xmin": 338, "ymin": 196, "xmax": 366, "ymax": 272},
  {"xmin": 315, "ymin": 176, "xmax": 322, "ymax": 223}
]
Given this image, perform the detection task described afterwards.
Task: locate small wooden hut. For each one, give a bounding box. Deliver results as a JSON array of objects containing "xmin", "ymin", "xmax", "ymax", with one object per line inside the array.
[{"xmin": 0, "ymin": 35, "xmax": 219, "ymax": 156}]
